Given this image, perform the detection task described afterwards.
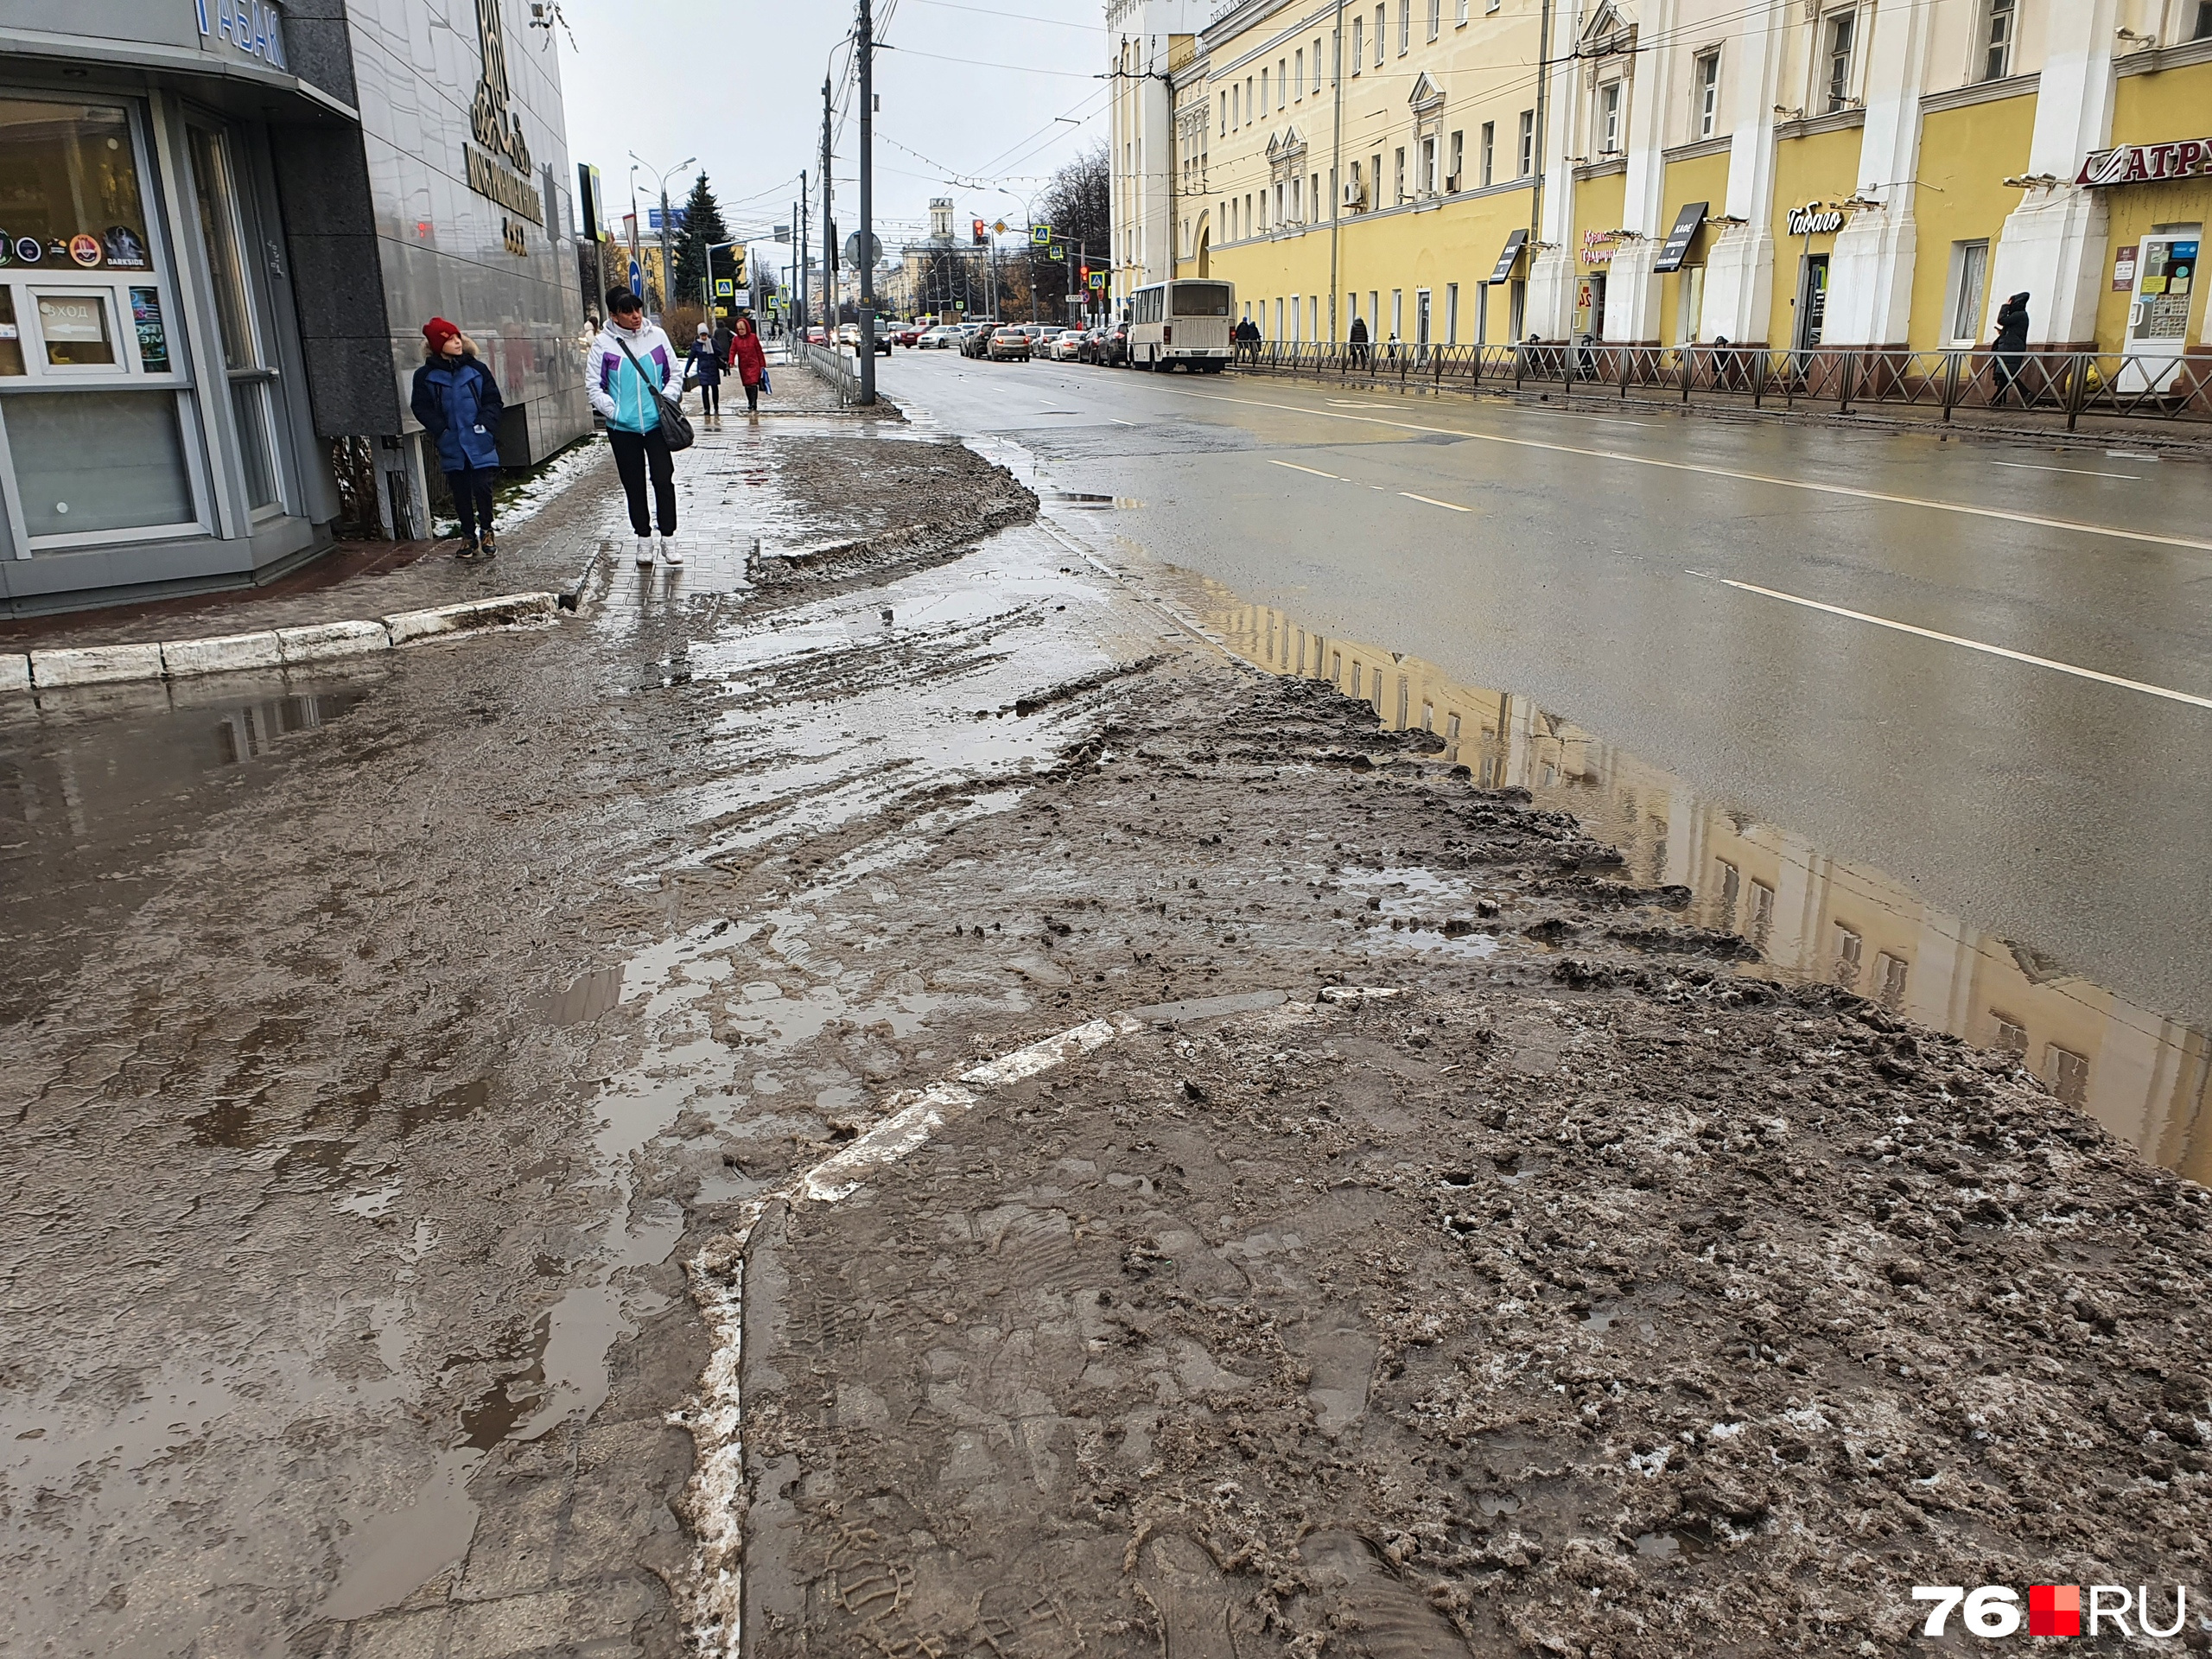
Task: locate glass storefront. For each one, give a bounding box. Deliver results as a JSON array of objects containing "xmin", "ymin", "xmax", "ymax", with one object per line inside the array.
[{"xmin": 0, "ymin": 93, "xmax": 205, "ymax": 551}]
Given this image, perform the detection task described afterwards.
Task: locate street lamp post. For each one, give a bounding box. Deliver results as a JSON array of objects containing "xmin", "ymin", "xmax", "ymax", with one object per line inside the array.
[{"xmin": 630, "ymin": 150, "xmax": 695, "ymax": 319}]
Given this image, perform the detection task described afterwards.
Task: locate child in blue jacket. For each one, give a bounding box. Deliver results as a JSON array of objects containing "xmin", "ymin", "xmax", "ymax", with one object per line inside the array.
[{"xmin": 410, "ymin": 318, "xmax": 505, "ymax": 560}]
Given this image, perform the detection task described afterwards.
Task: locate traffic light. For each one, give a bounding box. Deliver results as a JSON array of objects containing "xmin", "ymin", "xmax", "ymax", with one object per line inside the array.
[{"xmin": 972, "ymin": 218, "xmax": 987, "ymax": 246}]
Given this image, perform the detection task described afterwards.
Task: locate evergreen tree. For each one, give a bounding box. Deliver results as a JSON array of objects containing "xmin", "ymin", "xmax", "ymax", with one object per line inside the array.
[{"xmin": 671, "ymin": 171, "xmax": 730, "ymax": 312}]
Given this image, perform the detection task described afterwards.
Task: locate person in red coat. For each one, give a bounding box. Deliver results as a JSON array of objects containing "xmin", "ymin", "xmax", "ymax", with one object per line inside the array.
[{"xmin": 728, "ymin": 314, "xmax": 768, "ymax": 415}]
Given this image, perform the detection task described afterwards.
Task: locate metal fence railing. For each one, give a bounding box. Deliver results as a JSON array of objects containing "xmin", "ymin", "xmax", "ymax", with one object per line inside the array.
[
  {"xmin": 793, "ymin": 340, "xmax": 861, "ymax": 405},
  {"xmin": 1224, "ymin": 340, "xmax": 2212, "ymax": 430}
]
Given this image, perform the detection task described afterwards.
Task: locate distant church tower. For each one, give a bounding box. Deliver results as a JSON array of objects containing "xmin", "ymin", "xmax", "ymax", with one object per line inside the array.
[{"xmin": 929, "ymin": 197, "xmax": 954, "ymax": 242}]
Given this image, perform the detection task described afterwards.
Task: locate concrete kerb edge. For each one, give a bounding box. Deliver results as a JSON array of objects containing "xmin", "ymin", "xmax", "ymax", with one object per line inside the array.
[{"xmin": 12, "ymin": 592, "xmax": 564, "ymax": 699}]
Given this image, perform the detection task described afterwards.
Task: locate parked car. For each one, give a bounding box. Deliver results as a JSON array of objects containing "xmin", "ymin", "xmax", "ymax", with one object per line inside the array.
[
  {"xmin": 893, "ymin": 324, "xmax": 924, "ymax": 346},
  {"xmin": 987, "ymin": 326, "xmax": 1033, "ymax": 361},
  {"xmin": 1048, "ymin": 330, "xmax": 1084, "ymax": 361},
  {"xmin": 962, "ymin": 324, "xmax": 997, "ymax": 359},
  {"xmin": 1100, "ymin": 321, "xmax": 1131, "ymax": 366},
  {"xmin": 918, "ymin": 327, "xmax": 960, "ymax": 350}
]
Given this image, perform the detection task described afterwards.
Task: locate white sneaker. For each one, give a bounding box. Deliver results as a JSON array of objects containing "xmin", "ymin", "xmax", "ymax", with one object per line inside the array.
[
  {"xmin": 634, "ymin": 537, "xmax": 653, "ymax": 568},
  {"xmin": 661, "ymin": 537, "xmax": 683, "ymax": 566}
]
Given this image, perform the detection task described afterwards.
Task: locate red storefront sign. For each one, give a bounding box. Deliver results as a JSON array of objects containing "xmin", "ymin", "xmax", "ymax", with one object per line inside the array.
[{"xmin": 2075, "ymin": 138, "xmax": 2212, "ymax": 186}]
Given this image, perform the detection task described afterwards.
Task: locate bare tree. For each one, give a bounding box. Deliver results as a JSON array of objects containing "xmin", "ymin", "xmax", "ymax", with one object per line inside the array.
[{"xmin": 1035, "ymin": 143, "xmax": 1110, "ymax": 321}]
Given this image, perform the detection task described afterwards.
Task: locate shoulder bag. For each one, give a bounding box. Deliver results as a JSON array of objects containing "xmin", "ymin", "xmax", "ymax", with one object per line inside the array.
[{"xmin": 614, "ymin": 335, "xmax": 694, "ymax": 453}]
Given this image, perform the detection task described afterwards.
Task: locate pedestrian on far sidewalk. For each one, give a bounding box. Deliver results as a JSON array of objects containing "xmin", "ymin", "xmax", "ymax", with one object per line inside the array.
[
  {"xmin": 729, "ymin": 313, "xmax": 768, "ymax": 416},
  {"xmin": 410, "ymin": 317, "xmax": 505, "ymax": 562},
  {"xmin": 1992, "ymin": 291, "xmax": 2031, "ymax": 406},
  {"xmin": 687, "ymin": 323, "xmax": 725, "ymax": 419},
  {"xmin": 1348, "ymin": 314, "xmax": 1370, "ymax": 369},
  {"xmin": 587, "ymin": 287, "xmax": 683, "ymax": 569}
]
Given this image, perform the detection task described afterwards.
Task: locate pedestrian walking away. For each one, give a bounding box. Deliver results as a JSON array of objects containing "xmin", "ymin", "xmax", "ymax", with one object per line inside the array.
[
  {"xmin": 712, "ymin": 315, "xmax": 735, "ymax": 372},
  {"xmin": 1992, "ymin": 291, "xmax": 2031, "ymax": 406},
  {"xmin": 687, "ymin": 323, "xmax": 724, "ymax": 419},
  {"xmin": 1348, "ymin": 314, "xmax": 1370, "ymax": 369},
  {"xmin": 588, "ymin": 287, "xmax": 683, "ymax": 568},
  {"xmin": 410, "ymin": 317, "xmax": 505, "ymax": 561},
  {"xmin": 730, "ymin": 313, "xmax": 768, "ymax": 416}
]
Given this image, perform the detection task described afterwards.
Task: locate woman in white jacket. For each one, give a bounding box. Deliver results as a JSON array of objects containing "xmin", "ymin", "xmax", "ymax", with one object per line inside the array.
[{"xmin": 585, "ymin": 287, "xmax": 682, "ymax": 567}]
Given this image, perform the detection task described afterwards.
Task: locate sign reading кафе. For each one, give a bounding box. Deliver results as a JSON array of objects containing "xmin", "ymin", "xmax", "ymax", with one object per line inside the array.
[{"xmin": 2076, "ymin": 137, "xmax": 2212, "ymax": 187}]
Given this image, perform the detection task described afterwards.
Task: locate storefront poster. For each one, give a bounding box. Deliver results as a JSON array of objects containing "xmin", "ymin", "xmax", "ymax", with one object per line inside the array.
[
  {"xmin": 104, "ymin": 226, "xmax": 148, "ymax": 269},
  {"xmin": 2113, "ymin": 246, "xmax": 2139, "ymax": 290},
  {"xmin": 38, "ymin": 294, "xmax": 105, "ymax": 341},
  {"xmin": 69, "ymin": 234, "xmax": 102, "ymax": 268},
  {"xmin": 16, "ymin": 237, "xmax": 43, "ymax": 264},
  {"xmin": 131, "ymin": 286, "xmax": 169, "ymax": 372}
]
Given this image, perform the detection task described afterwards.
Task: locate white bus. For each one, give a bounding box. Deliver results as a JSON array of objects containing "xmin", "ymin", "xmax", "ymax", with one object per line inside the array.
[{"xmin": 1124, "ymin": 279, "xmax": 1234, "ymax": 372}]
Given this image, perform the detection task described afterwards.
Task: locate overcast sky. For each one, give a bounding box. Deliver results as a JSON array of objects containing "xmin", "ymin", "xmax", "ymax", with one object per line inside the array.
[{"xmin": 550, "ymin": 0, "xmax": 1109, "ymax": 288}]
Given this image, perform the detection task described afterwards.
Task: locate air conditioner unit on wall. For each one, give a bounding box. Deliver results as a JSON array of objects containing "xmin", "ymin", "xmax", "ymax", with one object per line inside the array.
[{"xmin": 1342, "ymin": 181, "xmax": 1366, "ymax": 208}]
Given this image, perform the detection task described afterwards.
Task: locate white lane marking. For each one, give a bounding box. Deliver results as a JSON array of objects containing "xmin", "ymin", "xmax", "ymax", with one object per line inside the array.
[
  {"xmin": 1110, "ymin": 417, "xmax": 1141, "ymax": 425},
  {"xmin": 1992, "ymin": 460, "xmax": 2140, "ymax": 480},
  {"xmin": 1401, "ymin": 491, "xmax": 1469, "ymax": 512},
  {"xmin": 1268, "ymin": 459, "xmax": 1344, "ymax": 480},
  {"xmin": 1696, "ymin": 572, "xmax": 2212, "ymax": 712},
  {"xmin": 1167, "ymin": 388, "xmax": 2212, "ymax": 554}
]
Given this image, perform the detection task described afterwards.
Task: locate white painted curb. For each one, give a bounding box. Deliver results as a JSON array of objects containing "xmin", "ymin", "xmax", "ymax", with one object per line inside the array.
[
  {"xmin": 9, "ymin": 591, "xmax": 564, "ymax": 701},
  {"xmin": 276, "ymin": 620, "xmax": 391, "ymax": 664},
  {"xmin": 162, "ymin": 631, "xmax": 285, "ymax": 678},
  {"xmin": 28, "ymin": 642, "xmax": 167, "ymax": 689},
  {"xmin": 384, "ymin": 591, "xmax": 557, "ymax": 645}
]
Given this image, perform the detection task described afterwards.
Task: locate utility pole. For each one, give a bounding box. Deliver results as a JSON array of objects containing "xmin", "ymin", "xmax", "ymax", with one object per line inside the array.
[
  {"xmin": 1328, "ymin": 0, "xmax": 1345, "ymax": 343},
  {"xmin": 822, "ymin": 76, "xmax": 836, "ymax": 340},
  {"xmin": 857, "ymin": 0, "xmax": 877, "ymax": 404},
  {"xmin": 796, "ymin": 181, "xmax": 807, "ymax": 333},
  {"xmin": 656, "ymin": 184, "xmax": 675, "ymax": 318}
]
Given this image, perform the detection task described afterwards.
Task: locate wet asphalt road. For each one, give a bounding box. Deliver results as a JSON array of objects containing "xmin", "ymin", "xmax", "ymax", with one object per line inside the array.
[{"xmin": 881, "ymin": 349, "xmax": 2212, "ymax": 1033}]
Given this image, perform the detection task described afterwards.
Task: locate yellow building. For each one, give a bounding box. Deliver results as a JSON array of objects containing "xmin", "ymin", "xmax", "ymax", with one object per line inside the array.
[{"xmin": 1110, "ymin": 0, "xmax": 2212, "ymax": 359}]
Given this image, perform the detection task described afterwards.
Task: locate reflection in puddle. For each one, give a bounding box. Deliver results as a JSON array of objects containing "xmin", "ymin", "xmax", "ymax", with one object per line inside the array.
[{"xmin": 1202, "ymin": 591, "xmax": 2211, "ymax": 1180}]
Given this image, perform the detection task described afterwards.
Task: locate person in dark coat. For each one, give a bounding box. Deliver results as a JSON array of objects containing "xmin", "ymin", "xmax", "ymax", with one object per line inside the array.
[
  {"xmin": 1348, "ymin": 313, "xmax": 1370, "ymax": 369},
  {"xmin": 685, "ymin": 323, "xmax": 725, "ymax": 419},
  {"xmin": 728, "ymin": 314, "xmax": 768, "ymax": 415},
  {"xmin": 410, "ymin": 317, "xmax": 505, "ymax": 560},
  {"xmin": 1992, "ymin": 291, "xmax": 2030, "ymax": 405},
  {"xmin": 712, "ymin": 318, "xmax": 735, "ymax": 368}
]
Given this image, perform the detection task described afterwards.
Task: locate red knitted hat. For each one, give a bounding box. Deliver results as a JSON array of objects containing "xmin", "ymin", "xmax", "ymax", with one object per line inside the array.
[{"xmin": 423, "ymin": 317, "xmax": 461, "ymax": 351}]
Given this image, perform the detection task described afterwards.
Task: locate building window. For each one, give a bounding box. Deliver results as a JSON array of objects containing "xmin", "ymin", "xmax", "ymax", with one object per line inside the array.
[
  {"xmin": 1395, "ymin": 146, "xmax": 1407, "ymax": 202},
  {"xmin": 1400, "ymin": 0, "xmax": 1412, "ymax": 54},
  {"xmin": 1445, "ymin": 282, "xmax": 1459, "ymax": 342},
  {"xmin": 1873, "ymin": 951, "xmax": 1909, "ymax": 1006},
  {"xmin": 1517, "ymin": 110, "xmax": 1535, "ymax": 176},
  {"xmin": 1295, "ymin": 48, "xmax": 1305, "ymax": 99},
  {"xmin": 1747, "ymin": 879, "xmax": 1775, "ymax": 937},
  {"xmin": 1981, "ymin": 0, "xmax": 2016, "ymax": 79},
  {"xmin": 1375, "ymin": 5, "xmax": 1386, "ymax": 66},
  {"xmin": 1220, "ymin": 92, "xmax": 1227, "ymax": 136},
  {"xmin": 1351, "ymin": 15, "xmax": 1364, "ymax": 72},
  {"xmin": 1823, "ymin": 10, "xmax": 1857, "ymax": 112},
  {"xmin": 1832, "ymin": 923, "xmax": 1862, "ymax": 988},
  {"xmin": 2048, "ymin": 1045, "xmax": 2090, "ymax": 1106},
  {"xmin": 1694, "ymin": 49, "xmax": 1720, "ymax": 138},
  {"xmin": 1480, "ymin": 120, "xmax": 1496, "ymax": 185},
  {"xmin": 1279, "ymin": 59, "xmax": 1287, "ymax": 108},
  {"xmin": 1716, "ymin": 858, "xmax": 1741, "ymax": 921},
  {"xmin": 1992, "ymin": 1014, "xmax": 2028, "ymax": 1056},
  {"xmin": 1948, "ymin": 239, "xmax": 1989, "ymax": 344},
  {"xmin": 1449, "ymin": 129, "xmax": 1464, "ymax": 189},
  {"xmin": 1391, "ymin": 288, "xmax": 1403, "ymax": 340},
  {"xmin": 1261, "ymin": 68, "xmax": 1269, "ymax": 111},
  {"xmin": 1457, "ymin": 0, "xmax": 1471, "ymax": 22},
  {"xmin": 1421, "ymin": 136, "xmax": 1438, "ymax": 195},
  {"xmin": 2197, "ymin": 1, "xmax": 2212, "ymax": 40},
  {"xmin": 1598, "ymin": 81, "xmax": 1623, "ymax": 154},
  {"xmin": 1428, "ymin": 0, "xmax": 1442, "ymax": 40}
]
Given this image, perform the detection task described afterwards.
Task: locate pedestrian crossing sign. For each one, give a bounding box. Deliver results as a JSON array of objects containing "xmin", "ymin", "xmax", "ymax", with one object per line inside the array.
[
  {"xmin": 715, "ymin": 278, "xmax": 734, "ymax": 297},
  {"xmin": 1031, "ymin": 224, "xmax": 1052, "ymax": 247}
]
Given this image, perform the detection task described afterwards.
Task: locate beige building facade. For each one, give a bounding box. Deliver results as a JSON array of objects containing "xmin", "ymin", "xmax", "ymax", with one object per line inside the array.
[{"xmin": 1112, "ymin": 0, "xmax": 2212, "ymax": 356}]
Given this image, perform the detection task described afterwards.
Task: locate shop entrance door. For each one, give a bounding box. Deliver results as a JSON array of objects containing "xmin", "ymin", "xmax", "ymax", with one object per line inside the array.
[
  {"xmin": 186, "ymin": 122, "xmax": 286, "ymax": 515},
  {"xmin": 2120, "ymin": 228, "xmax": 2199, "ymax": 395},
  {"xmin": 1794, "ymin": 253, "xmax": 1829, "ymax": 353}
]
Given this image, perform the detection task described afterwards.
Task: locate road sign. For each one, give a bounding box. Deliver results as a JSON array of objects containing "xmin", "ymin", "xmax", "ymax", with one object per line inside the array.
[
  {"xmin": 843, "ymin": 231, "xmax": 882, "ymax": 266},
  {"xmin": 715, "ymin": 278, "xmax": 734, "ymax": 297},
  {"xmin": 1088, "ymin": 271, "xmax": 1105, "ymax": 290},
  {"xmin": 993, "ymin": 219, "xmax": 1007, "ymax": 235},
  {"xmin": 1048, "ymin": 245, "xmax": 1065, "ymax": 263},
  {"xmin": 627, "ymin": 257, "xmax": 642, "ymax": 296},
  {"xmin": 1031, "ymin": 224, "xmax": 1052, "ymax": 247}
]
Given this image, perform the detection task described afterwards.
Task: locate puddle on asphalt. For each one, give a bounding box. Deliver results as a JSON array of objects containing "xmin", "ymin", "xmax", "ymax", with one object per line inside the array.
[{"xmin": 1189, "ymin": 585, "xmax": 2211, "ymax": 1180}]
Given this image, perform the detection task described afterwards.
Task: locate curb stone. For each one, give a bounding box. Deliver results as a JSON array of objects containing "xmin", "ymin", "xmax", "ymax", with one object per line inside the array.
[
  {"xmin": 9, "ymin": 591, "xmax": 563, "ymax": 699},
  {"xmin": 162, "ymin": 631, "xmax": 286, "ymax": 678},
  {"xmin": 28, "ymin": 642, "xmax": 168, "ymax": 689}
]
